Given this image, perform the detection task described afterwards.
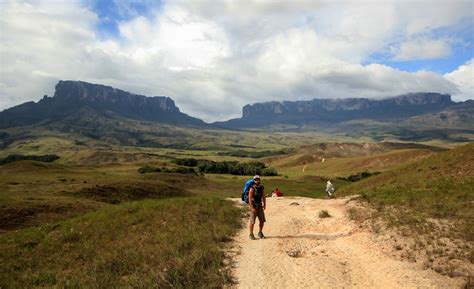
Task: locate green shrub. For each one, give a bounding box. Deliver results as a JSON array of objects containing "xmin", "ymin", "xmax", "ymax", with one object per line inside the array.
[
  {"xmin": 138, "ymin": 166, "xmax": 197, "ymax": 175},
  {"xmin": 0, "ymin": 154, "xmax": 60, "ymax": 165},
  {"xmin": 137, "ymin": 166, "xmax": 161, "ymax": 174},
  {"xmin": 339, "ymin": 171, "xmax": 380, "ymax": 182},
  {"xmin": 173, "ymin": 167, "xmax": 198, "ymax": 175},
  {"xmin": 217, "ymin": 149, "xmax": 292, "ymax": 158},
  {"xmin": 168, "ymin": 158, "xmax": 279, "ymax": 176},
  {"xmin": 262, "ymin": 168, "xmax": 278, "ymax": 176},
  {"xmin": 173, "ymin": 158, "xmax": 198, "ymax": 167}
]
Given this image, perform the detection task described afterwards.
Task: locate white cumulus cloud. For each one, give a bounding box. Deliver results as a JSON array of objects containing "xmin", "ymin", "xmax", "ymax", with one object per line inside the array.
[
  {"xmin": 393, "ymin": 38, "xmax": 452, "ymax": 61},
  {"xmin": 445, "ymin": 59, "xmax": 474, "ymax": 101},
  {"xmin": 0, "ymin": 0, "xmax": 472, "ymax": 122}
]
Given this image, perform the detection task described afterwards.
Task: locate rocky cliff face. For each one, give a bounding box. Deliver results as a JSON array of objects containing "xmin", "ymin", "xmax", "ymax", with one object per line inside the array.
[
  {"xmin": 242, "ymin": 93, "xmax": 452, "ymax": 117},
  {"xmin": 0, "ymin": 81, "xmax": 205, "ymax": 128},
  {"xmin": 218, "ymin": 93, "xmax": 454, "ymax": 128},
  {"xmin": 52, "ymin": 81, "xmax": 180, "ymax": 114}
]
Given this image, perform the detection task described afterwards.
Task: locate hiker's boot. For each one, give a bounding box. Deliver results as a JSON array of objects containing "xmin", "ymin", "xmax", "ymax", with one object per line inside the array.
[
  {"xmin": 258, "ymin": 232, "xmax": 265, "ymax": 239},
  {"xmin": 249, "ymin": 234, "xmax": 256, "ymax": 240}
]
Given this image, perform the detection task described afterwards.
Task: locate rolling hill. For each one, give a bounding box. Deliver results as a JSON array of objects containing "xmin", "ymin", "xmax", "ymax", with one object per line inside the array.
[
  {"xmin": 265, "ymin": 142, "xmax": 442, "ymax": 177},
  {"xmin": 340, "ymin": 142, "xmax": 473, "ymax": 238},
  {"xmin": 338, "ymin": 143, "xmax": 474, "ymax": 279},
  {"xmin": 404, "ymin": 99, "xmax": 474, "ymax": 128}
]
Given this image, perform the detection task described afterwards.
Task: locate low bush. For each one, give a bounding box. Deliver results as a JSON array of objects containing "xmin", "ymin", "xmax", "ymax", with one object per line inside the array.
[
  {"xmin": 0, "ymin": 154, "xmax": 60, "ymax": 165},
  {"xmin": 217, "ymin": 149, "xmax": 292, "ymax": 158},
  {"xmin": 339, "ymin": 171, "xmax": 380, "ymax": 182},
  {"xmin": 138, "ymin": 166, "xmax": 197, "ymax": 175},
  {"xmin": 137, "ymin": 166, "xmax": 162, "ymax": 174},
  {"xmin": 173, "ymin": 158, "xmax": 199, "ymax": 167},
  {"xmin": 173, "ymin": 158, "xmax": 278, "ymax": 176}
]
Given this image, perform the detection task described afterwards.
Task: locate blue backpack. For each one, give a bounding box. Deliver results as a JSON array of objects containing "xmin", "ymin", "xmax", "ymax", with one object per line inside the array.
[{"xmin": 241, "ymin": 179, "xmax": 255, "ymax": 203}]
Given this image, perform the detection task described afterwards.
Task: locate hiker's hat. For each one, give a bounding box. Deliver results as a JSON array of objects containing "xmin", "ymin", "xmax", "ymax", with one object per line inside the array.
[{"xmin": 253, "ymin": 175, "xmax": 260, "ymax": 180}]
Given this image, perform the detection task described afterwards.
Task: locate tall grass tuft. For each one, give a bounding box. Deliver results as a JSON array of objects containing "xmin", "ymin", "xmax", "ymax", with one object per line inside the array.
[{"xmin": 319, "ymin": 210, "xmax": 331, "ymax": 218}]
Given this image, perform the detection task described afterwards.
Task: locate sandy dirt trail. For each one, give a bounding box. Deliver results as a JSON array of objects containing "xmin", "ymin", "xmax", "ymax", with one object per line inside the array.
[{"xmin": 228, "ymin": 197, "xmax": 463, "ymax": 289}]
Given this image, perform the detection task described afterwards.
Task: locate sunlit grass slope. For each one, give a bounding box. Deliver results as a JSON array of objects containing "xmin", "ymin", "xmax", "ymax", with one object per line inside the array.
[
  {"xmin": 340, "ymin": 142, "xmax": 474, "ymax": 241},
  {"xmin": 0, "ymin": 198, "xmax": 243, "ymax": 288}
]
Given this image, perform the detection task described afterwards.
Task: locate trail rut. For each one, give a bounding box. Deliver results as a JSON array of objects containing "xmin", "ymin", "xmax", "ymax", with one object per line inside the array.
[{"xmin": 228, "ymin": 197, "xmax": 464, "ymax": 289}]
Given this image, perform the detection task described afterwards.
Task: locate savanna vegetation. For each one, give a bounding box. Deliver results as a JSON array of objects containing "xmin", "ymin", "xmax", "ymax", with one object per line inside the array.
[
  {"xmin": 339, "ymin": 143, "xmax": 473, "ymax": 239},
  {"xmin": 0, "ymin": 159, "xmax": 246, "ymax": 288},
  {"xmin": 0, "ymin": 198, "xmax": 243, "ymax": 288},
  {"xmin": 0, "ymin": 154, "xmax": 60, "ymax": 165},
  {"xmin": 0, "ymin": 124, "xmax": 472, "ymax": 286},
  {"xmin": 173, "ymin": 158, "xmax": 278, "ymax": 176},
  {"xmin": 217, "ymin": 148, "xmax": 292, "ymax": 158},
  {"xmin": 338, "ymin": 171, "xmax": 380, "ymax": 182},
  {"xmin": 339, "ymin": 142, "xmax": 474, "ymax": 278},
  {"xmin": 138, "ymin": 165, "xmax": 198, "ymax": 175}
]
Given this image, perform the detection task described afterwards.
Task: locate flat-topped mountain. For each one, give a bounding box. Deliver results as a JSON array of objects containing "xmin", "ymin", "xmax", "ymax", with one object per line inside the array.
[
  {"xmin": 404, "ymin": 99, "xmax": 474, "ymax": 128},
  {"xmin": 0, "ymin": 81, "xmax": 471, "ymax": 145},
  {"xmin": 0, "ymin": 81, "xmax": 205, "ymax": 128},
  {"xmin": 215, "ymin": 93, "xmax": 456, "ymax": 128}
]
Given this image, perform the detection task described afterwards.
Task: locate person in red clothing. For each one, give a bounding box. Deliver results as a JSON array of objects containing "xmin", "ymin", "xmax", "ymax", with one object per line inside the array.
[{"xmin": 272, "ymin": 188, "xmax": 283, "ymax": 197}]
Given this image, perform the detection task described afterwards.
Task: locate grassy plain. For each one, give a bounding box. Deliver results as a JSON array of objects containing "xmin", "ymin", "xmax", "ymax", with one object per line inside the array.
[
  {"xmin": 0, "ymin": 198, "xmax": 243, "ymax": 288},
  {"xmin": 1, "ymin": 124, "xmax": 472, "ymax": 287},
  {"xmin": 0, "ymin": 128, "xmax": 339, "ymax": 288}
]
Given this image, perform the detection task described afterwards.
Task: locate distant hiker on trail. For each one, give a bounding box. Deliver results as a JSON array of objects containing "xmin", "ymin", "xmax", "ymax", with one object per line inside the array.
[
  {"xmin": 326, "ymin": 180, "xmax": 335, "ymax": 199},
  {"xmin": 272, "ymin": 188, "xmax": 283, "ymax": 197},
  {"xmin": 248, "ymin": 175, "xmax": 266, "ymax": 240}
]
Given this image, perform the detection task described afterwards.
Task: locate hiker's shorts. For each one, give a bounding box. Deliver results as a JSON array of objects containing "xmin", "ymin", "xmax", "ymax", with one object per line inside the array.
[{"xmin": 250, "ymin": 207, "xmax": 266, "ymax": 224}]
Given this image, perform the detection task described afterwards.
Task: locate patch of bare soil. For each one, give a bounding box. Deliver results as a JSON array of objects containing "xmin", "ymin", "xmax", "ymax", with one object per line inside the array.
[
  {"xmin": 227, "ymin": 197, "xmax": 469, "ymax": 288},
  {"xmin": 347, "ymin": 203, "xmax": 473, "ymax": 284}
]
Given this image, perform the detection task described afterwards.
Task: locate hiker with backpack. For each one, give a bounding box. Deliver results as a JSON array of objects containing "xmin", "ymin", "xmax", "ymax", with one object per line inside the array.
[
  {"xmin": 242, "ymin": 175, "xmax": 266, "ymax": 240},
  {"xmin": 325, "ymin": 180, "xmax": 335, "ymax": 198}
]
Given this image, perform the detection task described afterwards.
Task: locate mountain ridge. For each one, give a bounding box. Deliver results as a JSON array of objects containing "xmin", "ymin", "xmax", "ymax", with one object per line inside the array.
[
  {"xmin": 0, "ymin": 80, "xmax": 205, "ymax": 128},
  {"xmin": 403, "ymin": 99, "xmax": 474, "ymax": 128},
  {"xmin": 215, "ymin": 92, "xmax": 458, "ymax": 128},
  {"xmin": 1, "ymin": 81, "xmax": 472, "ymax": 137}
]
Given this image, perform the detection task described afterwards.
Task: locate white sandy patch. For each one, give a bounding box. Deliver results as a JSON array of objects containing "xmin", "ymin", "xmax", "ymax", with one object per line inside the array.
[{"xmin": 227, "ymin": 197, "xmax": 464, "ymax": 289}]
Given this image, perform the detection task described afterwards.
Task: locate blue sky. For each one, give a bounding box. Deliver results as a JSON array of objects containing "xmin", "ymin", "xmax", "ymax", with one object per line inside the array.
[
  {"xmin": 0, "ymin": 0, "xmax": 473, "ymax": 121},
  {"xmin": 86, "ymin": 0, "xmax": 473, "ymax": 74},
  {"xmin": 89, "ymin": 0, "xmax": 164, "ymax": 39},
  {"xmin": 372, "ymin": 20, "xmax": 473, "ymax": 73}
]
